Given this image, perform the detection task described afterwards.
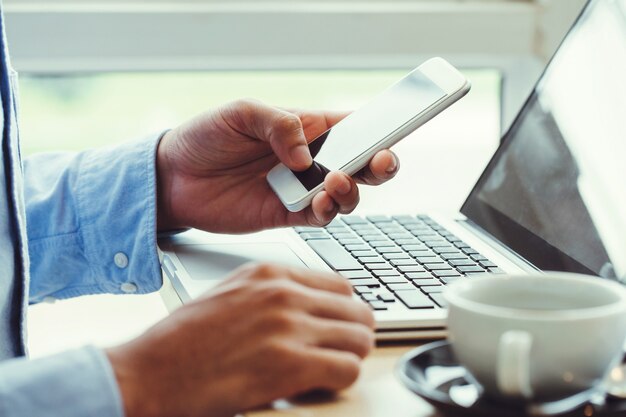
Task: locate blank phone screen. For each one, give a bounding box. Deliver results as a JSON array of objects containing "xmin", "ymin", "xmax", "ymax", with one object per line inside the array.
[{"xmin": 294, "ymin": 70, "xmax": 446, "ymax": 190}]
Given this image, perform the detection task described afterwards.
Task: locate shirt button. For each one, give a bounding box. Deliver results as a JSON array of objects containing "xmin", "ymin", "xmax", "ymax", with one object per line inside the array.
[
  {"xmin": 114, "ymin": 252, "xmax": 129, "ymax": 269},
  {"xmin": 120, "ymin": 283, "xmax": 138, "ymax": 293}
]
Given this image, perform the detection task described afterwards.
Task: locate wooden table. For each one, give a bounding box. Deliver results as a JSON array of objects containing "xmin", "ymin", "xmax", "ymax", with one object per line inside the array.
[{"xmin": 247, "ymin": 344, "xmax": 437, "ymax": 417}]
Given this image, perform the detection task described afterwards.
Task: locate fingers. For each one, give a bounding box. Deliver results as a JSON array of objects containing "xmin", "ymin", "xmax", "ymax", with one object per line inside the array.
[
  {"xmin": 306, "ymin": 191, "xmax": 339, "ymax": 226},
  {"xmin": 295, "ymin": 348, "xmax": 362, "ymax": 392},
  {"xmin": 311, "ymin": 317, "xmax": 375, "ymax": 359},
  {"xmin": 354, "ymin": 149, "xmax": 400, "ymax": 186},
  {"xmin": 237, "ymin": 262, "xmax": 353, "ymax": 296},
  {"xmin": 224, "ymin": 99, "xmax": 312, "ymax": 170},
  {"xmin": 324, "ymin": 172, "xmax": 360, "ymax": 215}
]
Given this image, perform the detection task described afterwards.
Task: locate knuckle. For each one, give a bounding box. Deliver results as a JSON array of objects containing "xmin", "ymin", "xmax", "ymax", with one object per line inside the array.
[
  {"xmin": 274, "ymin": 114, "xmax": 303, "ymax": 136},
  {"xmin": 258, "ymin": 281, "xmax": 299, "ymax": 306},
  {"xmin": 268, "ymin": 311, "xmax": 300, "ymax": 333},
  {"xmin": 352, "ymin": 325, "xmax": 375, "ymax": 358},
  {"xmin": 248, "ymin": 262, "xmax": 281, "ymax": 280},
  {"xmin": 231, "ymin": 97, "xmax": 260, "ymax": 111},
  {"xmin": 334, "ymin": 276, "xmax": 353, "ymax": 295}
]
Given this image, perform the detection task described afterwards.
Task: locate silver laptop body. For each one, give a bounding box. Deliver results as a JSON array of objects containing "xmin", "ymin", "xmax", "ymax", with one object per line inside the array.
[{"xmin": 159, "ymin": 0, "xmax": 626, "ymax": 340}]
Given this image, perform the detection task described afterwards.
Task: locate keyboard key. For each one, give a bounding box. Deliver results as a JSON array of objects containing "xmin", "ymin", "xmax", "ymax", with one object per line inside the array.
[
  {"xmin": 365, "ymin": 262, "xmax": 393, "ymax": 270},
  {"xmin": 424, "ymin": 263, "xmax": 454, "ymax": 271},
  {"xmin": 294, "ymin": 227, "xmax": 321, "ymax": 233},
  {"xmin": 395, "ymin": 290, "xmax": 436, "ymax": 309},
  {"xmin": 488, "ymin": 267, "xmax": 506, "ymax": 274},
  {"xmin": 350, "ymin": 279, "xmax": 381, "ymax": 287},
  {"xmin": 430, "ymin": 294, "xmax": 447, "ymax": 308},
  {"xmin": 462, "ymin": 248, "xmax": 479, "ymax": 255},
  {"xmin": 409, "ymin": 250, "xmax": 436, "ymax": 257},
  {"xmin": 345, "ymin": 244, "xmax": 370, "ymax": 252},
  {"xmin": 440, "ymin": 276, "xmax": 462, "ymax": 285},
  {"xmin": 479, "ymin": 260, "xmax": 498, "ymax": 268},
  {"xmin": 449, "ymin": 259, "xmax": 477, "ymax": 267},
  {"xmin": 380, "ymin": 276, "xmax": 409, "ymax": 284},
  {"xmin": 395, "ymin": 238, "xmax": 422, "ymax": 245},
  {"xmin": 369, "ymin": 241, "xmax": 396, "ymax": 248},
  {"xmin": 332, "ymin": 232, "xmax": 357, "ymax": 239},
  {"xmin": 340, "ymin": 270, "xmax": 373, "ymax": 279},
  {"xmin": 388, "ymin": 233, "xmax": 414, "ymax": 240},
  {"xmin": 402, "ymin": 244, "xmax": 428, "ymax": 251},
  {"xmin": 352, "ymin": 250, "xmax": 379, "ymax": 258},
  {"xmin": 434, "ymin": 247, "xmax": 463, "ymax": 254},
  {"xmin": 393, "ymin": 215, "xmax": 418, "ymax": 223},
  {"xmin": 378, "ymin": 293, "xmax": 396, "ymax": 302},
  {"xmin": 362, "ymin": 293, "xmax": 377, "ymax": 302},
  {"xmin": 441, "ymin": 253, "xmax": 469, "ymax": 260},
  {"xmin": 420, "ymin": 285, "xmax": 444, "ymax": 293},
  {"xmin": 414, "ymin": 255, "xmax": 444, "ymax": 264},
  {"xmin": 457, "ymin": 265, "xmax": 485, "ymax": 273},
  {"xmin": 376, "ymin": 246, "xmax": 403, "ymax": 253},
  {"xmin": 398, "ymin": 265, "xmax": 427, "ymax": 273},
  {"xmin": 465, "ymin": 272, "xmax": 488, "ymax": 277},
  {"xmin": 308, "ymin": 239, "xmax": 363, "ymax": 271},
  {"xmin": 359, "ymin": 256, "xmax": 385, "ymax": 264},
  {"xmin": 372, "ymin": 270, "xmax": 402, "ymax": 277},
  {"xmin": 341, "ymin": 216, "xmax": 368, "ymax": 225},
  {"xmin": 388, "ymin": 283, "xmax": 416, "ymax": 292},
  {"xmin": 405, "ymin": 272, "xmax": 435, "ymax": 280},
  {"xmin": 299, "ymin": 232, "xmax": 330, "ymax": 240},
  {"xmin": 360, "ymin": 232, "xmax": 386, "ymax": 240},
  {"xmin": 390, "ymin": 259, "xmax": 419, "ymax": 267},
  {"xmin": 432, "ymin": 270, "xmax": 462, "ymax": 278},
  {"xmin": 471, "ymin": 254, "xmax": 489, "ymax": 261},
  {"xmin": 367, "ymin": 215, "xmax": 392, "ymax": 223},
  {"xmin": 369, "ymin": 301, "xmax": 388, "ymax": 310},
  {"xmin": 353, "ymin": 286, "xmax": 372, "ymax": 294},
  {"xmin": 351, "ymin": 224, "xmax": 375, "ymax": 230},
  {"xmin": 326, "ymin": 226, "xmax": 349, "ymax": 233},
  {"xmin": 338, "ymin": 238, "xmax": 363, "ymax": 246},
  {"xmin": 412, "ymin": 278, "xmax": 442, "ymax": 287},
  {"xmin": 383, "ymin": 252, "xmax": 410, "ymax": 260}
]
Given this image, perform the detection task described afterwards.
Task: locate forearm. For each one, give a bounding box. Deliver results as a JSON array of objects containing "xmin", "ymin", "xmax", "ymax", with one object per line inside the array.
[{"xmin": 0, "ymin": 347, "xmax": 124, "ymax": 417}]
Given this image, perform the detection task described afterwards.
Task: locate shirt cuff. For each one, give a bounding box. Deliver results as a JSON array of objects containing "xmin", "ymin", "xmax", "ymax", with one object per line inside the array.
[
  {"xmin": 76, "ymin": 133, "xmax": 165, "ymax": 296},
  {"xmin": 0, "ymin": 346, "xmax": 124, "ymax": 417}
]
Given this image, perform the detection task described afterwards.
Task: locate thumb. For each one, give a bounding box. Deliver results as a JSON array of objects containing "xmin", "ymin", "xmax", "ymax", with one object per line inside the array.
[{"xmin": 222, "ymin": 99, "xmax": 312, "ymax": 171}]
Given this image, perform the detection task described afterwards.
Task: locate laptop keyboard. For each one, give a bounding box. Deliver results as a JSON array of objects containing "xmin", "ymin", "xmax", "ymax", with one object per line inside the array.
[{"xmin": 294, "ymin": 215, "xmax": 504, "ymax": 311}]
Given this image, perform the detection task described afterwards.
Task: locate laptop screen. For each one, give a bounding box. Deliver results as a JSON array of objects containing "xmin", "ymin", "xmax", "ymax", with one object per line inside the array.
[{"xmin": 461, "ymin": 0, "xmax": 626, "ymax": 280}]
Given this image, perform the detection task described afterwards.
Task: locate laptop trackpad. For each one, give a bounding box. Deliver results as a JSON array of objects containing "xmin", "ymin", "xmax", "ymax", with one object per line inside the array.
[{"xmin": 175, "ymin": 243, "xmax": 307, "ymax": 281}]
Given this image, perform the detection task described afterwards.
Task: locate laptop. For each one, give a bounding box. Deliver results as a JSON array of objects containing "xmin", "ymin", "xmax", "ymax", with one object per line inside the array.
[{"xmin": 159, "ymin": 0, "xmax": 626, "ymax": 340}]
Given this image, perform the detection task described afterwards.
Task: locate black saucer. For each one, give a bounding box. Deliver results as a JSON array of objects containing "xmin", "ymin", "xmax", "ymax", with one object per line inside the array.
[{"xmin": 396, "ymin": 341, "xmax": 626, "ymax": 417}]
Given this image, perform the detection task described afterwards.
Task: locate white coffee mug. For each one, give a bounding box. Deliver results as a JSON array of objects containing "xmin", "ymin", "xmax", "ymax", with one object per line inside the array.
[{"xmin": 444, "ymin": 273, "xmax": 626, "ymax": 402}]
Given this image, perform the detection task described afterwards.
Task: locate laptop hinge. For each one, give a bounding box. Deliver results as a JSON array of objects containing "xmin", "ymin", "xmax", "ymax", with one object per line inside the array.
[{"xmin": 457, "ymin": 218, "xmax": 541, "ymax": 273}]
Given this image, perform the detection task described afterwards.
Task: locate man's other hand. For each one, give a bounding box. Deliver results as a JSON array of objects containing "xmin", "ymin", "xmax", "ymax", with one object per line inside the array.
[
  {"xmin": 156, "ymin": 99, "xmax": 400, "ymax": 233},
  {"xmin": 106, "ymin": 264, "xmax": 375, "ymax": 417}
]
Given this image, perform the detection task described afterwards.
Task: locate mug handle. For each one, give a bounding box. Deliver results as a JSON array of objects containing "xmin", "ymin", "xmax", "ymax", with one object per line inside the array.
[{"xmin": 496, "ymin": 330, "xmax": 533, "ymax": 398}]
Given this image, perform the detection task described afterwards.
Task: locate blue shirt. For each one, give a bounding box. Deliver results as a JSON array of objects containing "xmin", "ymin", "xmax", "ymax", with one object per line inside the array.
[{"xmin": 0, "ymin": 6, "xmax": 163, "ymax": 416}]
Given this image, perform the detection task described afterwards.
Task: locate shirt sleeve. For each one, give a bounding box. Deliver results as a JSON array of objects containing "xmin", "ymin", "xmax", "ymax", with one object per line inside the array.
[
  {"xmin": 23, "ymin": 134, "xmax": 164, "ymax": 302},
  {"xmin": 0, "ymin": 346, "xmax": 124, "ymax": 417}
]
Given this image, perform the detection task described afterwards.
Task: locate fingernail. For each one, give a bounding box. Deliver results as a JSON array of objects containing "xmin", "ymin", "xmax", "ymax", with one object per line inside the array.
[
  {"xmin": 290, "ymin": 145, "xmax": 312, "ymax": 167},
  {"xmin": 385, "ymin": 155, "xmax": 398, "ymax": 174},
  {"xmin": 336, "ymin": 178, "xmax": 351, "ymax": 195}
]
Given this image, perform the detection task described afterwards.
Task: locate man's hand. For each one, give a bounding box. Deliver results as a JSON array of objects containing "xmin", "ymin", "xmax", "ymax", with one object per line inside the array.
[
  {"xmin": 156, "ymin": 99, "xmax": 399, "ymax": 233},
  {"xmin": 106, "ymin": 263, "xmax": 375, "ymax": 417}
]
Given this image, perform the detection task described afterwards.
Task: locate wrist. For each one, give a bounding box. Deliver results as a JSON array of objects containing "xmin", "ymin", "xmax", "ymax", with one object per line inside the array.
[
  {"xmin": 106, "ymin": 345, "xmax": 160, "ymax": 417},
  {"xmin": 156, "ymin": 130, "xmax": 183, "ymax": 232}
]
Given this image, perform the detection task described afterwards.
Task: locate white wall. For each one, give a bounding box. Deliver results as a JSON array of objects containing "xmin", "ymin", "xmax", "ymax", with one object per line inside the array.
[{"xmin": 3, "ymin": 0, "xmax": 587, "ymax": 130}]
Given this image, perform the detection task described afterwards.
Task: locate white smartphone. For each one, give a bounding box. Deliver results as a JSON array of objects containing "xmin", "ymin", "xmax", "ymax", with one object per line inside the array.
[{"xmin": 267, "ymin": 57, "xmax": 470, "ymax": 212}]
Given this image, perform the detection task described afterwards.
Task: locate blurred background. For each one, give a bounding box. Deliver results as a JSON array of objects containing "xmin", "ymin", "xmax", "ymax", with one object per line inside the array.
[{"xmin": 2, "ymin": 0, "xmax": 587, "ymax": 354}]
